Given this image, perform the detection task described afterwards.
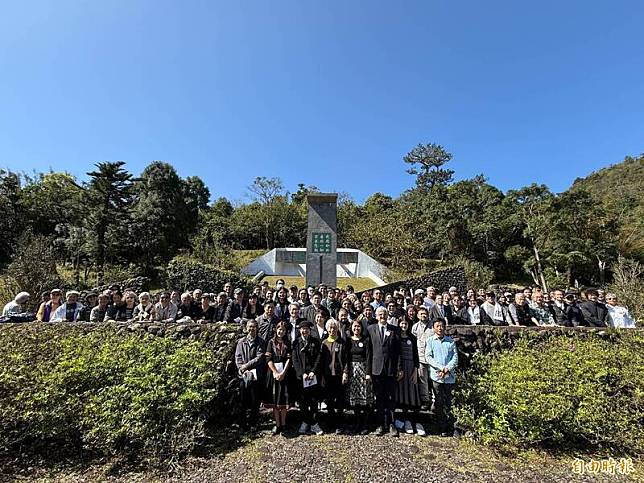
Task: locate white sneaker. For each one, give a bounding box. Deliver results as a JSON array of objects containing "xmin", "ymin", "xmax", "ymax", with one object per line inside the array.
[
  {"xmin": 320, "ymin": 402, "xmax": 327, "ymax": 410},
  {"xmin": 416, "ymin": 423, "xmax": 426, "ymax": 436},
  {"xmin": 394, "ymin": 419, "xmax": 405, "ymax": 431},
  {"xmin": 404, "ymin": 420, "xmax": 414, "ymax": 434},
  {"xmin": 311, "ymin": 423, "xmax": 324, "ymax": 435},
  {"xmin": 299, "ymin": 422, "xmax": 310, "ymax": 435}
]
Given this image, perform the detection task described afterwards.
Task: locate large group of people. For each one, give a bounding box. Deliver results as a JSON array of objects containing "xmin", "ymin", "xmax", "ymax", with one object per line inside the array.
[{"xmin": 1, "ymin": 279, "xmax": 638, "ymax": 437}]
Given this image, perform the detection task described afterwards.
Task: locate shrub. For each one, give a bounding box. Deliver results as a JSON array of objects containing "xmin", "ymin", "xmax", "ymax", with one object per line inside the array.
[
  {"xmin": 454, "ymin": 332, "xmax": 644, "ymax": 455},
  {"xmin": 165, "ymin": 256, "xmax": 252, "ymax": 294},
  {"xmin": 2, "ymin": 231, "xmax": 63, "ymax": 309},
  {"xmin": 0, "ymin": 324, "xmax": 218, "ymax": 463},
  {"xmin": 449, "ymin": 255, "xmax": 494, "ymax": 288},
  {"xmin": 608, "ymin": 256, "xmax": 644, "ymax": 324}
]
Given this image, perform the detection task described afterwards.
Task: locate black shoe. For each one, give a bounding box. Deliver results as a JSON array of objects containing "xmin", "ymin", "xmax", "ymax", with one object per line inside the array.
[
  {"xmin": 440, "ymin": 431, "xmax": 451, "ymax": 437},
  {"xmin": 375, "ymin": 426, "xmax": 386, "ymax": 436},
  {"xmin": 359, "ymin": 428, "xmax": 370, "ymax": 436},
  {"xmin": 389, "ymin": 425, "xmax": 399, "ymax": 438},
  {"xmin": 335, "ymin": 427, "xmax": 344, "ymax": 435}
]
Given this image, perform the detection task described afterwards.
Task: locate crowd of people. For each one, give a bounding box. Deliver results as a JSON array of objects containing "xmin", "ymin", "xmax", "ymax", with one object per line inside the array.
[{"xmin": 1, "ymin": 279, "xmax": 638, "ymax": 437}]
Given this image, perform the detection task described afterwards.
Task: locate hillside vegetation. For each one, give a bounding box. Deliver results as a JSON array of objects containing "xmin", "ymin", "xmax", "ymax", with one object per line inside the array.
[{"xmin": 569, "ymin": 155, "xmax": 644, "ymax": 261}]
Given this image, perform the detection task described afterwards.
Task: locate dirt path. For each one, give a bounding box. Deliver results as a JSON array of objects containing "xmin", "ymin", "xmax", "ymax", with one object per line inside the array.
[{"xmin": 16, "ymin": 431, "xmax": 641, "ymax": 483}]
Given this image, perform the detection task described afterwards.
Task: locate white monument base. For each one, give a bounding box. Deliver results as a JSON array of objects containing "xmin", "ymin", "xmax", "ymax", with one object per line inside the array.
[{"xmin": 241, "ymin": 248, "xmax": 386, "ymax": 286}]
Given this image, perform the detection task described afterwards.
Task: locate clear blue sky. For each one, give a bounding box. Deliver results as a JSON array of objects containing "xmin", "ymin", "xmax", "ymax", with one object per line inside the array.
[{"xmin": 1, "ymin": 0, "xmax": 642, "ymax": 203}]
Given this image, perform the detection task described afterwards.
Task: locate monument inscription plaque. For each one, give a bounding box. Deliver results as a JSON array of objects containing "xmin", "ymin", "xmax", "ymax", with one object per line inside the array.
[{"xmin": 305, "ymin": 193, "xmax": 337, "ymax": 287}]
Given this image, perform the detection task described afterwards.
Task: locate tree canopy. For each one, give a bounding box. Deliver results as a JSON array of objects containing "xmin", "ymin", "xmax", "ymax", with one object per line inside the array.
[{"xmin": 0, "ymin": 149, "xmax": 641, "ymax": 290}]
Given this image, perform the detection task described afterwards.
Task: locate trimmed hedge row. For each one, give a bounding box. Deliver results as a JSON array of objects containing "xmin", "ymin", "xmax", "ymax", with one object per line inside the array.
[
  {"xmin": 454, "ymin": 331, "xmax": 644, "ymax": 455},
  {"xmin": 0, "ymin": 324, "xmax": 219, "ymax": 463}
]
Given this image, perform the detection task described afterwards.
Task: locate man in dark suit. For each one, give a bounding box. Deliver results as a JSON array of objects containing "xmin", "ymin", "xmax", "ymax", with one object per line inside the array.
[
  {"xmin": 367, "ymin": 306, "xmax": 402, "ymax": 437},
  {"xmin": 430, "ymin": 294, "xmax": 453, "ymax": 324},
  {"xmin": 579, "ymin": 288, "xmax": 608, "ymax": 327},
  {"xmin": 300, "ymin": 291, "xmax": 323, "ymax": 325},
  {"xmin": 213, "ymin": 292, "xmax": 232, "ymax": 322}
]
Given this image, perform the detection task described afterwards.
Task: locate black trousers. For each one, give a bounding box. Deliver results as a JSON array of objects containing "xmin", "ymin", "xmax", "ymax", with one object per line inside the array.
[
  {"xmin": 372, "ymin": 374, "xmax": 396, "ymax": 429},
  {"xmin": 300, "ymin": 385, "xmax": 319, "ymax": 425},
  {"xmin": 325, "ymin": 375, "xmax": 345, "ymax": 426},
  {"xmin": 432, "ymin": 381, "xmax": 454, "ymax": 433},
  {"xmin": 239, "ymin": 379, "xmax": 260, "ymax": 426}
]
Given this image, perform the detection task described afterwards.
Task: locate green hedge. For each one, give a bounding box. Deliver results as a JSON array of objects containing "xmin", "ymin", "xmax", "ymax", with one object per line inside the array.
[
  {"xmin": 454, "ymin": 332, "xmax": 644, "ymax": 454},
  {"xmin": 165, "ymin": 256, "xmax": 252, "ymax": 294},
  {"xmin": 0, "ymin": 325, "xmax": 218, "ymax": 463}
]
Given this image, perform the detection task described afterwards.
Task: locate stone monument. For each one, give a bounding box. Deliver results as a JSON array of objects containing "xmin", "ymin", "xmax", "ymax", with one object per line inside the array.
[{"xmin": 305, "ymin": 193, "xmax": 337, "ymax": 288}]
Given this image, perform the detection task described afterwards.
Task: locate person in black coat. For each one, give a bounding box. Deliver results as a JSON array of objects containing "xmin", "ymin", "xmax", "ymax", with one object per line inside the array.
[
  {"xmin": 454, "ymin": 297, "xmax": 482, "ymax": 325},
  {"xmin": 196, "ymin": 293, "xmax": 215, "ymax": 322},
  {"xmin": 292, "ymin": 320, "xmax": 324, "ymax": 435},
  {"xmin": 565, "ymin": 293, "xmax": 585, "ymax": 326},
  {"xmin": 321, "ymin": 319, "xmax": 349, "ymax": 434},
  {"xmin": 549, "ymin": 290, "xmax": 571, "ymax": 326},
  {"xmin": 579, "ymin": 289, "xmax": 608, "ymax": 327},
  {"xmin": 213, "ymin": 292, "xmax": 232, "ymax": 322},
  {"xmin": 367, "ymin": 306, "xmax": 402, "ymax": 437},
  {"xmin": 310, "ymin": 307, "xmax": 330, "ymax": 341},
  {"xmin": 430, "ymin": 295, "xmax": 453, "ymax": 325},
  {"xmin": 229, "ymin": 288, "xmax": 247, "ymax": 322},
  {"xmin": 177, "ymin": 292, "xmax": 200, "ymax": 320}
]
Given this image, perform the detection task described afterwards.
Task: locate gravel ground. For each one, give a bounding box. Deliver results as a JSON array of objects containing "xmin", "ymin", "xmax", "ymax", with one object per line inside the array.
[{"xmin": 9, "ymin": 428, "xmax": 641, "ymax": 483}]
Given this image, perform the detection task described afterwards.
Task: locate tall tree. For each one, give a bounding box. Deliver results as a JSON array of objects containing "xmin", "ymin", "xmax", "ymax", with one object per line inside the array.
[
  {"xmin": 504, "ymin": 184, "xmax": 554, "ymax": 291},
  {"xmin": 86, "ymin": 161, "xmax": 134, "ymax": 285},
  {"xmin": 0, "ymin": 170, "xmax": 23, "ymax": 267},
  {"xmin": 247, "ymin": 177, "xmax": 286, "ymax": 249},
  {"xmin": 403, "ymin": 143, "xmax": 455, "ymax": 191}
]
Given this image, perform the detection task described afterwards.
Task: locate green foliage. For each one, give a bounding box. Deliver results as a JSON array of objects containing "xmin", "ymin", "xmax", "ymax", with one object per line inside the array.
[
  {"xmin": 130, "ymin": 161, "xmax": 209, "ymax": 273},
  {"xmin": 166, "ymin": 256, "xmax": 251, "ymax": 294},
  {"xmin": 449, "ymin": 255, "xmax": 494, "ymax": 289},
  {"xmin": 454, "ymin": 333, "xmax": 644, "ymax": 454},
  {"xmin": 85, "ymin": 161, "xmax": 135, "ymax": 285},
  {"xmin": 0, "ymin": 169, "xmax": 23, "ymax": 267},
  {"xmin": 0, "ymin": 325, "xmax": 218, "ymax": 462},
  {"xmin": 403, "ymin": 142, "xmax": 454, "ymax": 191},
  {"xmin": 570, "ymin": 155, "xmax": 644, "ymax": 261},
  {"xmin": 2, "ymin": 231, "xmax": 63, "ymax": 308},
  {"xmin": 608, "ymin": 256, "xmax": 644, "ymax": 323}
]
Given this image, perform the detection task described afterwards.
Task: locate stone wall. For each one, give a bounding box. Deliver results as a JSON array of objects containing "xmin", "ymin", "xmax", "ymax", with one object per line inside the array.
[
  {"xmin": 445, "ymin": 325, "xmax": 643, "ymax": 369},
  {"xmin": 357, "ymin": 266, "xmax": 467, "ymax": 296}
]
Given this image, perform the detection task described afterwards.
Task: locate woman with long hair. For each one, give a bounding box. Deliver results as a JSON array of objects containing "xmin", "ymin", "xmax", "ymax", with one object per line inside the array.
[{"xmin": 263, "ymin": 321, "xmax": 292, "ymax": 435}]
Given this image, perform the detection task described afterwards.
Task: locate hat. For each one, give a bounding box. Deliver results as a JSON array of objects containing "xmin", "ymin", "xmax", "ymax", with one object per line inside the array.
[
  {"xmin": 298, "ymin": 320, "xmax": 313, "ymax": 329},
  {"xmin": 449, "ymin": 286, "xmax": 458, "ymax": 292},
  {"xmin": 50, "ymin": 288, "xmax": 62, "ymax": 295},
  {"xmin": 15, "ymin": 292, "xmax": 30, "ymax": 303},
  {"xmin": 234, "ymin": 287, "xmax": 243, "ymax": 295},
  {"xmin": 414, "ymin": 289, "xmax": 424, "ymax": 296},
  {"xmin": 85, "ymin": 291, "xmax": 98, "ymax": 301},
  {"xmin": 485, "ymin": 291, "xmax": 496, "ymax": 297}
]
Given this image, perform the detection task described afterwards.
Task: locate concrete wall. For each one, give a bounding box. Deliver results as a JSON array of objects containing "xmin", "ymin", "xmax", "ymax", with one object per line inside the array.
[{"xmin": 241, "ymin": 248, "xmax": 387, "ymax": 285}]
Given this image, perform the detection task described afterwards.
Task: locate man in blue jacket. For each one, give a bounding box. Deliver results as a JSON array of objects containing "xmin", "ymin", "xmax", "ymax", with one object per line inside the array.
[{"xmin": 425, "ymin": 318, "xmax": 458, "ymax": 436}]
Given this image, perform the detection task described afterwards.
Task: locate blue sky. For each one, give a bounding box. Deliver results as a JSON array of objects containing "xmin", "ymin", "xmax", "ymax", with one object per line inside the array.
[{"xmin": 1, "ymin": 0, "xmax": 642, "ymax": 203}]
